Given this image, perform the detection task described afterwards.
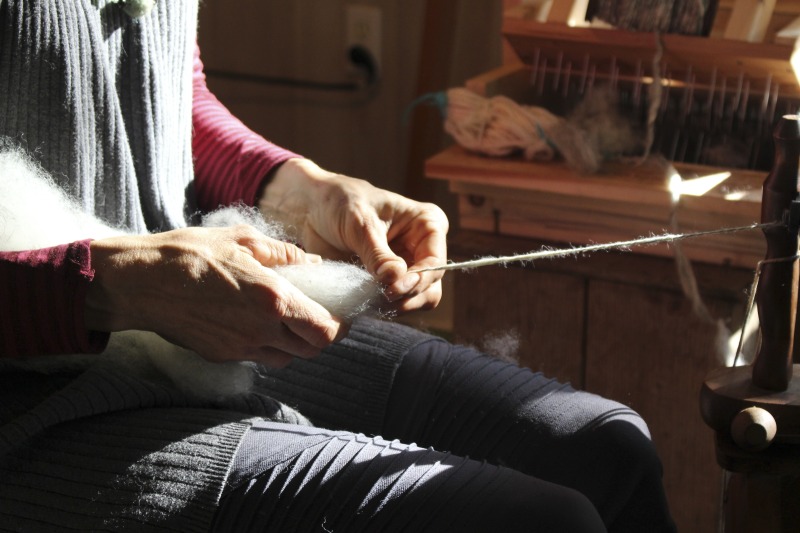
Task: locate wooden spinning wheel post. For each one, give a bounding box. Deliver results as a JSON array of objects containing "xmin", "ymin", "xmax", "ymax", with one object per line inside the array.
[{"xmin": 700, "ymin": 114, "xmax": 800, "ymax": 532}]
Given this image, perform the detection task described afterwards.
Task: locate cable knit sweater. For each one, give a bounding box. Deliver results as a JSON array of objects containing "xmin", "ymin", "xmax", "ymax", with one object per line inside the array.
[{"xmin": 0, "ymin": 1, "xmax": 422, "ymax": 530}]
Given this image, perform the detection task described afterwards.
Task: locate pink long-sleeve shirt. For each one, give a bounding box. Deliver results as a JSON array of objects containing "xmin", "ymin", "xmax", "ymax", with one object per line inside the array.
[{"xmin": 0, "ymin": 46, "xmax": 300, "ymax": 358}]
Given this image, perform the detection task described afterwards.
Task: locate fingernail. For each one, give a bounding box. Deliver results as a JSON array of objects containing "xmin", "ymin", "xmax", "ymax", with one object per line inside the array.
[
  {"xmin": 377, "ymin": 259, "xmax": 405, "ymax": 281},
  {"xmin": 400, "ymin": 273, "xmax": 420, "ymax": 292}
]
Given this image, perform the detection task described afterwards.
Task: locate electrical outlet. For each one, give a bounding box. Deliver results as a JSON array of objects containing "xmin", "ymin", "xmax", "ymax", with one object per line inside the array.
[{"xmin": 345, "ymin": 5, "xmax": 381, "ymax": 79}]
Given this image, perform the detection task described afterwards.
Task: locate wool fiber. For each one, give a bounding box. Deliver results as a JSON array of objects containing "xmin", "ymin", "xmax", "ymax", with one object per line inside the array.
[
  {"xmin": 0, "ymin": 150, "xmax": 125, "ymax": 250},
  {"xmin": 202, "ymin": 206, "xmax": 383, "ymax": 320},
  {"xmin": 477, "ymin": 329, "xmax": 521, "ymax": 364},
  {"xmin": 0, "ymin": 146, "xmax": 382, "ymax": 399}
]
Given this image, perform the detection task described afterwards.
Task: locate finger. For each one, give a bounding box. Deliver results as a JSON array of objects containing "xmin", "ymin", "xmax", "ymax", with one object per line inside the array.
[
  {"xmin": 355, "ymin": 220, "xmax": 408, "ymax": 284},
  {"xmin": 249, "ymin": 237, "xmax": 315, "ymax": 267},
  {"xmin": 385, "ymin": 253, "xmax": 445, "ymax": 302},
  {"xmin": 276, "ymin": 285, "xmax": 349, "ymax": 352},
  {"xmin": 384, "ymin": 281, "xmax": 443, "ymax": 314},
  {"xmin": 386, "ymin": 219, "xmax": 448, "ymax": 299}
]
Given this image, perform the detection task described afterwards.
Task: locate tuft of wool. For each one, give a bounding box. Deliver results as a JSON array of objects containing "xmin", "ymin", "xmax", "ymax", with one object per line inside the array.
[
  {"xmin": 202, "ymin": 204, "xmax": 289, "ymax": 241},
  {"xmin": 108, "ymin": 331, "xmax": 258, "ymax": 401},
  {"xmin": 478, "ymin": 329, "xmax": 521, "ymax": 364},
  {"xmin": 275, "ymin": 263, "xmax": 379, "ymax": 320},
  {"xmin": 201, "ymin": 206, "xmax": 384, "ymax": 319},
  {"xmin": 0, "ymin": 146, "xmax": 382, "ymax": 399},
  {"xmin": 565, "ymin": 85, "xmax": 642, "ymax": 163},
  {"xmin": 0, "ymin": 149, "xmax": 125, "ymax": 250}
]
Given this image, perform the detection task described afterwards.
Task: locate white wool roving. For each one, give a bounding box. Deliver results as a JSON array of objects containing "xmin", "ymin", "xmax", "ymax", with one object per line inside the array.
[
  {"xmin": 0, "ymin": 150, "xmax": 126, "ymax": 250},
  {"xmin": 0, "ymin": 147, "xmax": 382, "ymax": 400},
  {"xmin": 202, "ymin": 206, "xmax": 383, "ymax": 320}
]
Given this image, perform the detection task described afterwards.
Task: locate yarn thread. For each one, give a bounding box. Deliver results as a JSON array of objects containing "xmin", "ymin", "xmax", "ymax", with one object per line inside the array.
[
  {"xmin": 410, "ymin": 221, "xmax": 778, "ymax": 273},
  {"xmin": 732, "ymin": 253, "xmax": 800, "ymax": 367}
]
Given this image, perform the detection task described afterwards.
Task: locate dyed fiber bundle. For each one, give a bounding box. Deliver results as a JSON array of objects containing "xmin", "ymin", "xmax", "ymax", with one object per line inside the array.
[{"xmin": 434, "ymin": 88, "xmax": 602, "ymax": 173}]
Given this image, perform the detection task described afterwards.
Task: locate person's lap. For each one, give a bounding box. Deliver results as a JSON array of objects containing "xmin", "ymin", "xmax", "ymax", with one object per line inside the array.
[
  {"xmin": 212, "ymin": 419, "xmax": 605, "ymax": 532},
  {"xmin": 0, "ymin": 319, "xmax": 674, "ymax": 532},
  {"xmin": 213, "ymin": 326, "xmax": 675, "ymax": 532}
]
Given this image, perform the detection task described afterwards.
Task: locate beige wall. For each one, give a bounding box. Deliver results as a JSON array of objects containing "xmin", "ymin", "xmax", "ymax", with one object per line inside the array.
[{"xmin": 197, "ymin": 1, "xmax": 504, "ymax": 198}]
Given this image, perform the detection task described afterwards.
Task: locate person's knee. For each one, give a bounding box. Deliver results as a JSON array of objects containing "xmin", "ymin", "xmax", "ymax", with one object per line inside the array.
[
  {"xmin": 594, "ymin": 417, "xmax": 663, "ymax": 479},
  {"xmin": 511, "ymin": 484, "xmax": 606, "ymax": 533},
  {"xmin": 456, "ymin": 469, "xmax": 607, "ymax": 533}
]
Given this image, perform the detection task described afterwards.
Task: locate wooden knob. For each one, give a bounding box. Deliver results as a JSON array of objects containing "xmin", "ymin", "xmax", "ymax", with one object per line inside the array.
[{"xmin": 731, "ymin": 407, "xmax": 777, "ymax": 451}]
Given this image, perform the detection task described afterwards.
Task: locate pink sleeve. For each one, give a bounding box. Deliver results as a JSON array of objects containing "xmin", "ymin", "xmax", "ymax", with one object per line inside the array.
[
  {"xmin": 0, "ymin": 240, "xmax": 109, "ymax": 357},
  {"xmin": 192, "ymin": 44, "xmax": 302, "ymax": 211}
]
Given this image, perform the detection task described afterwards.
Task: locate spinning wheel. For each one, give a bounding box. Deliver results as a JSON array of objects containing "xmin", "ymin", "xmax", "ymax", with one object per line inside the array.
[{"xmin": 700, "ymin": 114, "xmax": 800, "ymax": 532}]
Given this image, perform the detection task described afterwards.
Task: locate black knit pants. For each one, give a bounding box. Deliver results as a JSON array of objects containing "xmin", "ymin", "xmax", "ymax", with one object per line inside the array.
[{"xmin": 212, "ymin": 339, "xmax": 676, "ymax": 533}]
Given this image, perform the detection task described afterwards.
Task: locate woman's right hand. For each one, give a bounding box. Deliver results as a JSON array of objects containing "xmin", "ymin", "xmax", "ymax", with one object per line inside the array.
[{"xmin": 85, "ymin": 225, "xmax": 347, "ymax": 368}]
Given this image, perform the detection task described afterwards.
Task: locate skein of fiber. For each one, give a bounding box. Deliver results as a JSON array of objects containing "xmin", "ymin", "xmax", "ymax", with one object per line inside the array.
[{"xmin": 441, "ymin": 88, "xmax": 600, "ymax": 173}]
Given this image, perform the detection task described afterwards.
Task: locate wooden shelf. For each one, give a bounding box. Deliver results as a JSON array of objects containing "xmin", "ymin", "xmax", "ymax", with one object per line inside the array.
[
  {"xmin": 503, "ymin": 17, "xmax": 799, "ymax": 97},
  {"xmin": 426, "ymin": 145, "xmax": 765, "ymax": 268}
]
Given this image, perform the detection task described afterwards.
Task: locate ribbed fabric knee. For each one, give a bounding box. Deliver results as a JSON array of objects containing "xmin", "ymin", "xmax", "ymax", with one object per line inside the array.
[
  {"xmin": 212, "ymin": 421, "xmax": 606, "ymax": 533},
  {"xmin": 384, "ymin": 339, "xmax": 676, "ymax": 533}
]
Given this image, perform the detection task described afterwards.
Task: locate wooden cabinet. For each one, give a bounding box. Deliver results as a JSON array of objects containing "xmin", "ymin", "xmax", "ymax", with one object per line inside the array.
[{"xmin": 432, "ymin": 161, "xmax": 756, "ymax": 533}]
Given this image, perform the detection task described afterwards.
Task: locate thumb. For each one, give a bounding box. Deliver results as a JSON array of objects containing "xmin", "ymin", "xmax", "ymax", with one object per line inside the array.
[{"xmin": 358, "ymin": 225, "xmax": 407, "ymax": 285}]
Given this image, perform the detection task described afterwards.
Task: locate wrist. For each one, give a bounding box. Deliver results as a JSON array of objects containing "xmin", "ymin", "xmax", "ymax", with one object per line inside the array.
[
  {"xmin": 258, "ymin": 158, "xmax": 336, "ymax": 229},
  {"xmin": 260, "ymin": 158, "xmax": 329, "ymax": 205},
  {"xmin": 85, "ymin": 235, "xmax": 156, "ymax": 333}
]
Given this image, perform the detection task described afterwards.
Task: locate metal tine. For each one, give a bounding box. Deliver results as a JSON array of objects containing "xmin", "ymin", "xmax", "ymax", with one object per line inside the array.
[
  {"xmin": 579, "ymin": 54, "xmax": 590, "ymax": 95},
  {"xmin": 529, "ymin": 48, "xmax": 541, "ymax": 88},
  {"xmin": 668, "ymin": 128, "xmax": 680, "ymax": 161},
  {"xmin": 731, "ymin": 71, "xmax": 744, "ymax": 119},
  {"xmin": 738, "ymin": 78, "xmax": 750, "ymax": 124},
  {"xmin": 659, "ymin": 65, "xmax": 671, "ymax": 117},
  {"xmin": 562, "ymin": 60, "xmax": 572, "ymax": 99},
  {"xmin": 536, "ymin": 57, "xmax": 548, "ymax": 96},
  {"xmin": 758, "ymin": 73, "xmax": 773, "ymax": 127},
  {"xmin": 768, "ymin": 84, "xmax": 780, "ymax": 123},
  {"xmin": 694, "ymin": 130, "xmax": 705, "ymax": 164},
  {"xmin": 715, "ymin": 76, "xmax": 727, "ymax": 122},
  {"xmin": 552, "ymin": 51, "xmax": 563, "ymax": 92},
  {"xmin": 633, "ymin": 59, "xmax": 643, "ymax": 108},
  {"xmin": 705, "ymin": 67, "xmax": 717, "ymax": 111},
  {"xmin": 609, "ymin": 56, "xmax": 618, "ymax": 91},
  {"xmin": 587, "ymin": 63, "xmax": 597, "ymax": 94},
  {"xmin": 681, "ymin": 68, "xmax": 695, "ymax": 123}
]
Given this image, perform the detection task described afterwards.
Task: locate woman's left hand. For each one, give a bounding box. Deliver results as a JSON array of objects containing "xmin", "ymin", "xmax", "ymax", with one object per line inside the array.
[{"xmin": 259, "ymin": 158, "xmax": 449, "ymax": 313}]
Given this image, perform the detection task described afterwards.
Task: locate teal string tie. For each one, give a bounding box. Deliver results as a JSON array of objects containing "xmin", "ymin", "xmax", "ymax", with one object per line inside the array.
[{"xmin": 402, "ymin": 91, "xmax": 449, "ymax": 125}]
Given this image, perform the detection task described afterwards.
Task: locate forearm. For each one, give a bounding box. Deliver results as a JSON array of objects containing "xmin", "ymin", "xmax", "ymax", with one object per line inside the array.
[
  {"xmin": 0, "ymin": 242, "xmax": 109, "ymax": 357},
  {"xmin": 192, "ymin": 44, "xmax": 300, "ymax": 211}
]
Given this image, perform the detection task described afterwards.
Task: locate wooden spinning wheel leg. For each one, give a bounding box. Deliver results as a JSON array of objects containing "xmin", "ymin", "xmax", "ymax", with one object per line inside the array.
[{"xmin": 700, "ymin": 115, "xmax": 800, "ymax": 532}]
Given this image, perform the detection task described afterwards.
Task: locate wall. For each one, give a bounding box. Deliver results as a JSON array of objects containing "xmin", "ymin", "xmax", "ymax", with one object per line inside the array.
[{"xmin": 196, "ymin": 0, "xmax": 505, "ymax": 199}]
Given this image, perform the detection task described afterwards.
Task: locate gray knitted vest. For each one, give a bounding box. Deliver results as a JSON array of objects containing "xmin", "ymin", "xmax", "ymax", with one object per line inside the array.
[{"xmin": 0, "ymin": 0, "xmax": 196, "ymax": 232}]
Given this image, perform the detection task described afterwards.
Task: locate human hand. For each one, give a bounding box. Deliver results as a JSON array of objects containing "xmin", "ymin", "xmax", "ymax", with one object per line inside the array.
[
  {"xmin": 85, "ymin": 225, "xmax": 348, "ymax": 367},
  {"xmin": 259, "ymin": 159, "xmax": 449, "ymax": 314}
]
